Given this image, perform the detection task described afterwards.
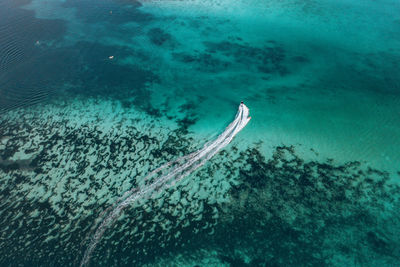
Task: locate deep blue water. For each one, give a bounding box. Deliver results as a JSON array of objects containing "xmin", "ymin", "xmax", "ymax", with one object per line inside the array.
[{"xmin": 0, "ymin": 0, "xmax": 400, "ymax": 266}]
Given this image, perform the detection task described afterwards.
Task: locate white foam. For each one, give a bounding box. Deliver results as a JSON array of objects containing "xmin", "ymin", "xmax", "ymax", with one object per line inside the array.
[{"xmin": 80, "ymin": 103, "xmax": 250, "ymax": 266}]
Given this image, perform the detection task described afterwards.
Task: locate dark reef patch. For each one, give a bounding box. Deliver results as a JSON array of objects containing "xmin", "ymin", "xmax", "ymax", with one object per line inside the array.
[
  {"xmin": 174, "ymin": 101, "xmax": 199, "ymax": 134},
  {"xmin": 203, "ymin": 40, "xmax": 290, "ymax": 76},
  {"xmin": 172, "ymin": 52, "xmax": 230, "ymax": 72},
  {"xmin": 147, "ymin": 28, "xmax": 174, "ymax": 46},
  {"xmin": 176, "ymin": 116, "xmax": 198, "ymax": 135},
  {"xmin": 366, "ymin": 230, "xmax": 394, "ymax": 256}
]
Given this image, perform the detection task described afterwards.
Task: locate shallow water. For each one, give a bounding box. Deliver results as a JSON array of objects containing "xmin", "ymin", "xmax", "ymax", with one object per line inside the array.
[{"xmin": 0, "ymin": 0, "xmax": 400, "ymax": 266}]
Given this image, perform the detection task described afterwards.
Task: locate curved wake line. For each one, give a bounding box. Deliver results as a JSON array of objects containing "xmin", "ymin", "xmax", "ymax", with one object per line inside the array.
[{"xmin": 80, "ymin": 103, "xmax": 251, "ymax": 266}]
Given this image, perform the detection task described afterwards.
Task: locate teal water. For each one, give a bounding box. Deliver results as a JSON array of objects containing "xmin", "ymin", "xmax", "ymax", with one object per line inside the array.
[{"xmin": 0, "ymin": 0, "xmax": 400, "ymax": 266}]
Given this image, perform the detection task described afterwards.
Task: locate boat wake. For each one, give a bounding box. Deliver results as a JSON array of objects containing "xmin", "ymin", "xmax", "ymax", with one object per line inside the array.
[{"xmin": 80, "ymin": 103, "xmax": 251, "ymax": 266}]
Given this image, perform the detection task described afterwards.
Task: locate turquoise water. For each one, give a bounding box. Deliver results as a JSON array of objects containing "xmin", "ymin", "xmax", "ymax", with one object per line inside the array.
[{"xmin": 0, "ymin": 0, "xmax": 400, "ymax": 266}]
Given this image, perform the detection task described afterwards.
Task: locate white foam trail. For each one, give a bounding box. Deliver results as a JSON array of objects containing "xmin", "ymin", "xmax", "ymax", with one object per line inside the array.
[{"xmin": 80, "ymin": 103, "xmax": 250, "ymax": 267}]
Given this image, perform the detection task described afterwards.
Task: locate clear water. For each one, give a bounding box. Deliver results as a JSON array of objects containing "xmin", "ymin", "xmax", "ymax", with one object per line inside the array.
[{"xmin": 0, "ymin": 0, "xmax": 400, "ymax": 266}]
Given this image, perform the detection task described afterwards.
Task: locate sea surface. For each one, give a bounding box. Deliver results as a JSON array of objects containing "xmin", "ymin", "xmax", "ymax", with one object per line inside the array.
[{"xmin": 1, "ymin": 0, "xmax": 400, "ymax": 266}]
